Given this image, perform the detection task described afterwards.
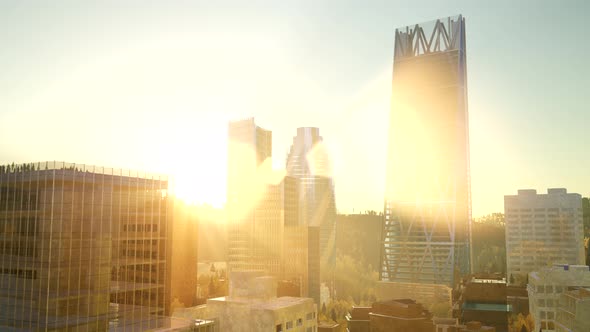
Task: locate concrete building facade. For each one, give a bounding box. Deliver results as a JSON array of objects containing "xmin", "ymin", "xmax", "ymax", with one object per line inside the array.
[
  {"xmin": 505, "ymin": 189, "xmax": 584, "ymax": 286},
  {"xmin": 554, "ymin": 287, "xmax": 590, "ymax": 332},
  {"xmin": 527, "ymin": 264, "xmax": 590, "ymax": 331},
  {"xmin": 206, "ymin": 271, "xmax": 317, "ymax": 332}
]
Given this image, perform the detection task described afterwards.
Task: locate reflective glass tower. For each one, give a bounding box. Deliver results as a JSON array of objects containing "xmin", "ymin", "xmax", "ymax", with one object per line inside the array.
[
  {"xmin": 381, "ymin": 15, "xmax": 472, "ymax": 290},
  {"xmin": 286, "ymin": 127, "xmax": 336, "ymax": 306}
]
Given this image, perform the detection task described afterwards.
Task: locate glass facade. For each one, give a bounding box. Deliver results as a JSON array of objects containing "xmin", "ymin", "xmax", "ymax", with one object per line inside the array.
[
  {"xmin": 286, "ymin": 127, "xmax": 336, "ymax": 305},
  {"xmin": 382, "ymin": 15, "xmax": 471, "ymax": 288},
  {"xmin": 226, "ymin": 118, "xmax": 273, "ymax": 274},
  {"xmin": 0, "ymin": 162, "xmax": 169, "ymax": 331}
]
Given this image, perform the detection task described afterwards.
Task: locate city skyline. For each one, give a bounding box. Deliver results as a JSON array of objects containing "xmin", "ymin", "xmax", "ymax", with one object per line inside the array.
[{"xmin": 1, "ymin": 1, "xmax": 590, "ymax": 217}]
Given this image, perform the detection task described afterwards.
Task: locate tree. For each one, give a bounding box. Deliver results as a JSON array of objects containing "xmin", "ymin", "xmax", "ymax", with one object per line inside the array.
[{"xmin": 508, "ymin": 312, "xmax": 533, "ymax": 332}]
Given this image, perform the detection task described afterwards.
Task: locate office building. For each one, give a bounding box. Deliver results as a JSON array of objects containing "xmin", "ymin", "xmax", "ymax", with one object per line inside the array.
[
  {"xmin": 226, "ymin": 118, "xmax": 284, "ymax": 278},
  {"xmin": 227, "ymin": 118, "xmax": 273, "ymax": 274},
  {"xmin": 376, "ymin": 281, "xmax": 452, "ymax": 311},
  {"xmin": 227, "ymin": 119, "xmax": 307, "ymax": 299},
  {"xmin": 381, "ymin": 15, "xmax": 471, "ymax": 297},
  {"xmin": 369, "ymin": 299, "xmax": 434, "ymax": 332},
  {"xmin": 346, "ymin": 306, "xmax": 371, "ymax": 332},
  {"xmin": 505, "ymin": 189, "xmax": 584, "ymax": 286},
  {"xmin": 170, "ymin": 201, "xmax": 199, "ymax": 308},
  {"xmin": 457, "ymin": 275, "xmax": 510, "ymax": 332},
  {"xmin": 345, "ymin": 299, "xmax": 495, "ymax": 332},
  {"xmin": 527, "ymin": 264, "xmax": 590, "ymax": 331},
  {"xmin": 206, "ymin": 271, "xmax": 317, "ymax": 332},
  {"xmin": 0, "ymin": 162, "xmax": 171, "ymax": 331},
  {"xmin": 286, "ymin": 127, "xmax": 336, "ymax": 305},
  {"xmin": 555, "ymin": 287, "xmax": 590, "ymax": 332}
]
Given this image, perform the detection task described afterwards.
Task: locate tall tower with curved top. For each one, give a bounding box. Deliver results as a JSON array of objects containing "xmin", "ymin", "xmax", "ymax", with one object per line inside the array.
[
  {"xmin": 381, "ymin": 15, "xmax": 472, "ymax": 298},
  {"xmin": 286, "ymin": 127, "xmax": 336, "ymax": 305}
]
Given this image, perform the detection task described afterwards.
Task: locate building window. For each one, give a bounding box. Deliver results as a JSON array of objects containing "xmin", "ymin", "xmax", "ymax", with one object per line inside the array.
[
  {"xmin": 297, "ymin": 318, "xmax": 302, "ymax": 326},
  {"xmin": 276, "ymin": 324, "xmax": 283, "ymax": 332}
]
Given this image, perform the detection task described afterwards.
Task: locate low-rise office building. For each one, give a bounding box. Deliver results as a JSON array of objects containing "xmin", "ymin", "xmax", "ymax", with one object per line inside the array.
[
  {"xmin": 369, "ymin": 299, "xmax": 434, "ymax": 332},
  {"xmin": 554, "ymin": 287, "xmax": 590, "ymax": 332},
  {"xmin": 205, "ymin": 271, "xmax": 317, "ymax": 332},
  {"xmin": 458, "ymin": 276, "xmax": 510, "ymax": 332},
  {"xmin": 345, "ymin": 306, "xmax": 370, "ymax": 332},
  {"xmin": 527, "ymin": 264, "xmax": 590, "ymax": 331},
  {"xmin": 0, "ymin": 162, "xmax": 172, "ymax": 331}
]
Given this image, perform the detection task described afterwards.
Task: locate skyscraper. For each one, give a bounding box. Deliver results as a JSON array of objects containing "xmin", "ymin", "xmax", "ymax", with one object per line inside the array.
[
  {"xmin": 227, "ymin": 119, "xmax": 302, "ymax": 284},
  {"xmin": 286, "ymin": 127, "xmax": 336, "ymax": 305},
  {"xmin": 381, "ymin": 15, "xmax": 471, "ymax": 294},
  {"xmin": 227, "ymin": 118, "xmax": 275, "ymax": 274}
]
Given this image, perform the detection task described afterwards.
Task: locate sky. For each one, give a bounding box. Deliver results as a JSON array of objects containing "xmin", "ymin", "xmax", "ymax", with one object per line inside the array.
[{"xmin": 1, "ymin": 0, "xmax": 589, "ymax": 217}]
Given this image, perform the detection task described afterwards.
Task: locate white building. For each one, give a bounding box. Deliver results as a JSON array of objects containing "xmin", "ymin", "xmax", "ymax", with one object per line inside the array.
[
  {"xmin": 527, "ymin": 264, "xmax": 590, "ymax": 332},
  {"xmin": 206, "ymin": 271, "xmax": 317, "ymax": 332},
  {"xmin": 555, "ymin": 288, "xmax": 590, "ymax": 332},
  {"xmin": 505, "ymin": 188, "xmax": 584, "ymax": 285}
]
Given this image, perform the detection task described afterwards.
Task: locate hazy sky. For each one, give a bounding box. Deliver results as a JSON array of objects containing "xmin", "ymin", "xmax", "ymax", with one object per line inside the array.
[{"xmin": 1, "ymin": 0, "xmax": 589, "ymax": 216}]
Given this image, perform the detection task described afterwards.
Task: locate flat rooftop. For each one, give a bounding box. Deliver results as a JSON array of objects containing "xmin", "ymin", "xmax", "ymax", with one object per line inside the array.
[
  {"xmin": 462, "ymin": 303, "xmax": 512, "ymax": 312},
  {"xmin": 251, "ymin": 296, "xmax": 312, "ymax": 310}
]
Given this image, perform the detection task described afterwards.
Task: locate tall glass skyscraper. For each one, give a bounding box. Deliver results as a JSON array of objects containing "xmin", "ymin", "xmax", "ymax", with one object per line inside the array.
[
  {"xmin": 226, "ymin": 118, "xmax": 274, "ymax": 275},
  {"xmin": 381, "ymin": 15, "xmax": 472, "ymax": 291},
  {"xmin": 286, "ymin": 127, "xmax": 336, "ymax": 305}
]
